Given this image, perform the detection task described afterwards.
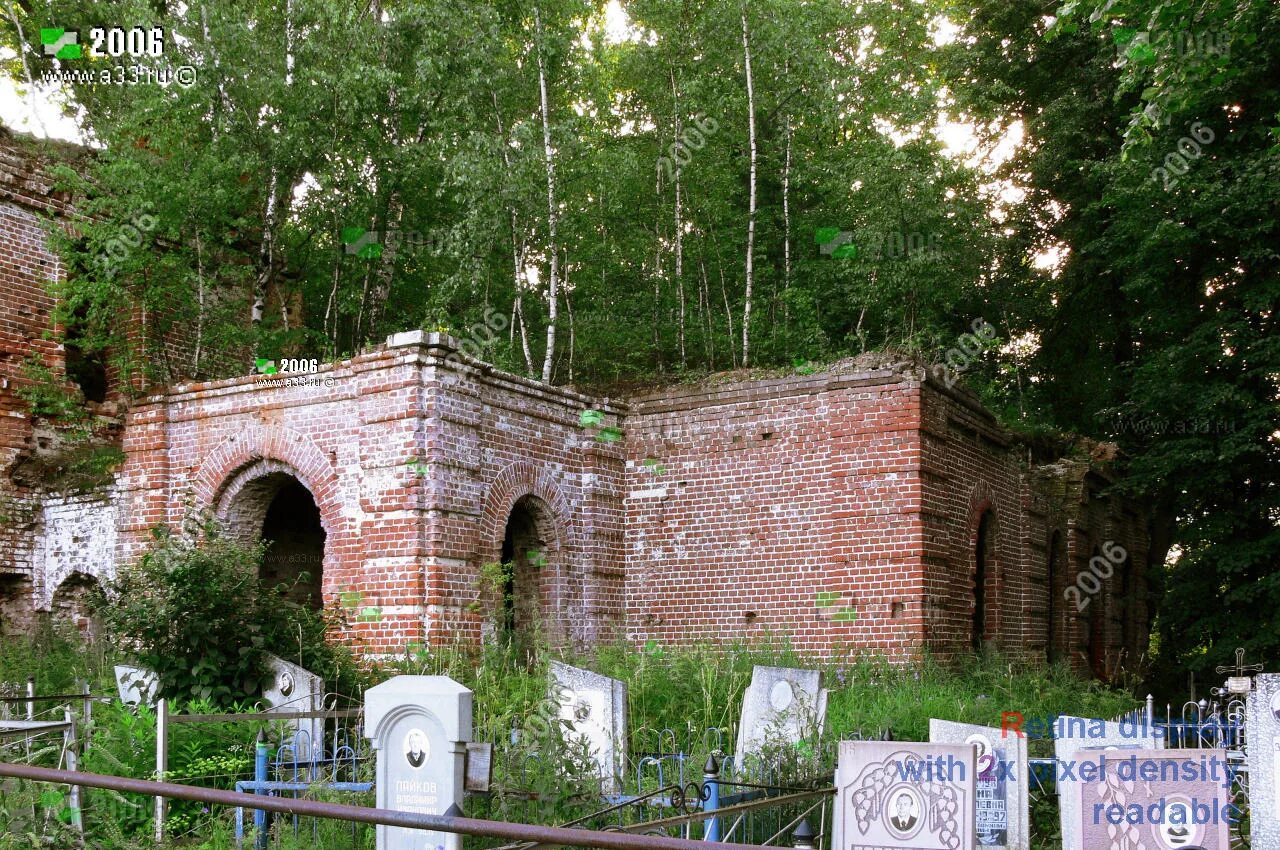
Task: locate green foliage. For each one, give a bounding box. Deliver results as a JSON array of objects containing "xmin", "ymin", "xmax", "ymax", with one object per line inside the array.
[
  {"xmin": 95, "ymin": 528, "xmax": 357, "ymax": 708},
  {"xmin": 15, "ymin": 355, "xmax": 86, "ymax": 422}
]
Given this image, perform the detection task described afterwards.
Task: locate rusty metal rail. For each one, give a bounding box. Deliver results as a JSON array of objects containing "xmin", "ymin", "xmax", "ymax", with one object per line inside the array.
[{"xmin": 0, "ymin": 762, "xmax": 770, "ymax": 850}]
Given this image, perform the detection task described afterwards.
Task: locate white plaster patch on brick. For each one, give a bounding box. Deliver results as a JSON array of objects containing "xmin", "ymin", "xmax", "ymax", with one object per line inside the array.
[
  {"xmin": 32, "ymin": 488, "xmax": 119, "ymax": 610},
  {"xmin": 628, "ymin": 488, "xmax": 667, "ymax": 500}
]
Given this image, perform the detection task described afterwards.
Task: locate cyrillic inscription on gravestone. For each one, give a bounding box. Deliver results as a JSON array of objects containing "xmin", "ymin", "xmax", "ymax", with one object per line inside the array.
[
  {"xmin": 365, "ymin": 676, "xmax": 472, "ymax": 850},
  {"xmin": 930, "ymin": 719, "xmax": 1029, "ymax": 849},
  {"xmin": 833, "ymin": 740, "xmax": 976, "ymax": 850},
  {"xmin": 1073, "ymin": 748, "xmax": 1233, "ymax": 850}
]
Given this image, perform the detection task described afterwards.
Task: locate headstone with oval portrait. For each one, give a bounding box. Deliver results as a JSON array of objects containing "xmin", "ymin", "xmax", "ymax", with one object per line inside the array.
[
  {"xmin": 1248, "ymin": 674, "xmax": 1280, "ymax": 849},
  {"xmin": 549, "ymin": 662, "xmax": 627, "ymax": 794},
  {"xmin": 833, "ymin": 740, "xmax": 976, "ymax": 850},
  {"xmin": 365, "ymin": 676, "xmax": 472, "ymax": 850},
  {"xmin": 262, "ymin": 654, "xmax": 326, "ymax": 761},
  {"xmin": 930, "ymin": 719, "xmax": 1029, "ymax": 849},
  {"xmin": 734, "ymin": 666, "xmax": 827, "ymax": 767},
  {"xmin": 1072, "ymin": 747, "xmax": 1233, "ymax": 849}
]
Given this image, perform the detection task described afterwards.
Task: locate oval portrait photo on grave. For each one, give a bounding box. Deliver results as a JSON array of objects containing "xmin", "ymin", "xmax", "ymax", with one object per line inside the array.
[
  {"xmin": 885, "ymin": 785, "xmax": 924, "ymax": 839},
  {"xmin": 404, "ymin": 727, "xmax": 430, "ymax": 769},
  {"xmin": 1151, "ymin": 796, "xmax": 1203, "ymax": 849},
  {"xmin": 279, "ymin": 671, "xmax": 295, "ymax": 698}
]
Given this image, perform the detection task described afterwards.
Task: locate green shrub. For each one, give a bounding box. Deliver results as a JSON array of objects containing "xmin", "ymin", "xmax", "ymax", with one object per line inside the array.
[{"xmin": 95, "ymin": 528, "xmax": 357, "ymax": 708}]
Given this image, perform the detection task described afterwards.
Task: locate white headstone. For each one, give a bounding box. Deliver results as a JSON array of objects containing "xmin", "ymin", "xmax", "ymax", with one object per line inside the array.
[
  {"xmin": 262, "ymin": 654, "xmax": 326, "ymax": 761},
  {"xmin": 1052, "ymin": 715, "xmax": 1163, "ymax": 850},
  {"xmin": 930, "ymin": 719, "xmax": 1029, "ymax": 849},
  {"xmin": 365, "ymin": 676, "xmax": 472, "ymax": 850},
  {"xmin": 1072, "ymin": 747, "xmax": 1234, "ymax": 849},
  {"xmin": 734, "ymin": 666, "xmax": 826, "ymax": 766},
  {"xmin": 833, "ymin": 740, "xmax": 976, "ymax": 850},
  {"xmin": 549, "ymin": 662, "xmax": 627, "ymax": 793},
  {"xmin": 1248, "ymin": 674, "xmax": 1280, "ymax": 849},
  {"xmin": 113, "ymin": 665, "xmax": 158, "ymax": 707}
]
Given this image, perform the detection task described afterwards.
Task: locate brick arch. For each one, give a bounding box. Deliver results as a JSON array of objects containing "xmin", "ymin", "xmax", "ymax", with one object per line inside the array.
[
  {"xmin": 966, "ymin": 482, "xmax": 1002, "ymax": 649},
  {"xmin": 476, "ymin": 461, "xmax": 580, "ymax": 641},
  {"xmin": 191, "ymin": 425, "xmax": 345, "ymax": 601},
  {"xmin": 50, "ymin": 572, "xmax": 104, "ymax": 641}
]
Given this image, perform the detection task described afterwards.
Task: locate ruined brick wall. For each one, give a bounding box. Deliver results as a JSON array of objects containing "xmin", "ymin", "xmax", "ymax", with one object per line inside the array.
[
  {"xmin": 115, "ymin": 332, "xmax": 626, "ymax": 652},
  {"xmin": 0, "ymin": 128, "xmax": 79, "ymax": 633},
  {"xmin": 622, "ymin": 358, "xmax": 928, "ymax": 660}
]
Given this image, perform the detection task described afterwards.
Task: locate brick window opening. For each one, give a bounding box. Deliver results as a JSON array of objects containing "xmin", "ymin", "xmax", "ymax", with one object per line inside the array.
[
  {"xmin": 972, "ymin": 511, "xmax": 993, "ymax": 651},
  {"xmin": 64, "ymin": 304, "xmax": 108, "ymax": 404},
  {"xmin": 1087, "ymin": 547, "xmax": 1106, "ymax": 679},
  {"xmin": 498, "ymin": 495, "xmax": 555, "ymax": 657},
  {"xmin": 1046, "ymin": 531, "xmax": 1063, "ymax": 662},
  {"xmin": 0, "ymin": 576, "xmax": 33, "ymax": 639}
]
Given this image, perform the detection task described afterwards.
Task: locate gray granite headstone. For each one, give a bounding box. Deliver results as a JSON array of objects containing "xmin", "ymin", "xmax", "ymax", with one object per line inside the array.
[
  {"xmin": 365, "ymin": 676, "xmax": 472, "ymax": 850},
  {"xmin": 930, "ymin": 719, "xmax": 1029, "ymax": 849},
  {"xmin": 734, "ymin": 666, "xmax": 826, "ymax": 766},
  {"xmin": 833, "ymin": 740, "xmax": 976, "ymax": 850},
  {"xmin": 113, "ymin": 665, "xmax": 158, "ymax": 707},
  {"xmin": 1072, "ymin": 747, "xmax": 1233, "ymax": 849},
  {"xmin": 549, "ymin": 662, "xmax": 627, "ymax": 793},
  {"xmin": 262, "ymin": 654, "xmax": 326, "ymax": 762},
  {"xmin": 1053, "ymin": 715, "xmax": 1163, "ymax": 850},
  {"xmin": 1248, "ymin": 674, "xmax": 1280, "ymax": 849}
]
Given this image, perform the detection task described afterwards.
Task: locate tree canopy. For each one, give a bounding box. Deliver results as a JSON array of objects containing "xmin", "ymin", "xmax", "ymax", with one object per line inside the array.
[{"xmin": 2, "ymin": 0, "xmax": 1277, "ymax": 686}]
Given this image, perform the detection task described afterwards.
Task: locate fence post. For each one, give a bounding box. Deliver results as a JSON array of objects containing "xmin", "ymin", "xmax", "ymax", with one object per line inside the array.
[
  {"xmin": 792, "ymin": 819, "xmax": 815, "ymax": 850},
  {"xmin": 81, "ymin": 680, "xmax": 92, "ymax": 753},
  {"xmin": 63, "ymin": 706, "xmax": 82, "ymax": 832},
  {"xmin": 155, "ymin": 698, "xmax": 168, "ymax": 843},
  {"xmin": 702, "ymin": 754, "xmax": 720, "ymax": 842},
  {"xmin": 25, "ymin": 676, "xmax": 34, "ymax": 759},
  {"xmin": 255, "ymin": 729, "xmax": 270, "ymax": 850}
]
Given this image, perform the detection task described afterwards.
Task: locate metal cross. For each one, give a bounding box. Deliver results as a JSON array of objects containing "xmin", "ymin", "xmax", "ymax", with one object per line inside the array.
[{"xmin": 1214, "ymin": 647, "xmax": 1264, "ymax": 677}]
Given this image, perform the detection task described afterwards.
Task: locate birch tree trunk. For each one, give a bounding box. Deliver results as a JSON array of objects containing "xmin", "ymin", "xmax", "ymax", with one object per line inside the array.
[
  {"xmin": 492, "ymin": 89, "xmax": 536, "ymax": 377},
  {"xmin": 740, "ymin": 8, "xmax": 758, "ymax": 367},
  {"xmin": 534, "ymin": 5, "xmax": 560, "ymax": 383},
  {"xmin": 670, "ymin": 69, "xmax": 686, "ymax": 367},
  {"xmin": 782, "ymin": 113, "xmax": 793, "ymax": 335}
]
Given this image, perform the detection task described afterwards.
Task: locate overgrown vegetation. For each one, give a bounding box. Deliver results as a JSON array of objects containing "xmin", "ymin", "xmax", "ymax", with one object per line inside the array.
[
  {"xmin": 95, "ymin": 529, "xmax": 362, "ymax": 707},
  {"xmin": 0, "ymin": 613, "xmax": 1137, "ymax": 850}
]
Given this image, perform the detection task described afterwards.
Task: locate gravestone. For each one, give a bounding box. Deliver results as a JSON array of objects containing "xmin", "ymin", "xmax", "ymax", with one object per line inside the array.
[
  {"xmin": 549, "ymin": 662, "xmax": 627, "ymax": 793},
  {"xmin": 113, "ymin": 665, "xmax": 158, "ymax": 706},
  {"xmin": 930, "ymin": 719, "xmax": 1028, "ymax": 849},
  {"xmin": 734, "ymin": 666, "xmax": 826, "ymax": 766},
  {"xmin": 262, "ymin": 654, "xmax": 326, "ymax": 762},
  {"xmin": 833, "ymin": 740, "xmax": 976, "ymax": 850},
  {"xmin": 1072, "ymin": 747, "xmax": 1233, "ymax": 849},
  {"xmin": 1052, "ymin": 715, "xmax": 1163, "ymax": 850},
  {"xmin": 1248, "ymin": 674, "xmax": 1280, "ymax": 849},
  {"xmin": 365, "ymin": 676, "xmax": 472, "ymax": 850}
]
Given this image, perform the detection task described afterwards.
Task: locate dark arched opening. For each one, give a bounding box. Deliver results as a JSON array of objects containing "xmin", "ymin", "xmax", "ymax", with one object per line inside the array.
[
  {"xmin": 498, "ymin": 495, "xmax": 554, "ymax": 655},
  {"xmin": 51, "ymin": 573, "xmax": 104, "ymax": 642},
  {"xmin": 973, "ymin": 511, "xmax": 993, "ymax": 651},
  {"xmin": 1086, "ymin": 547, "xmax": 1106, "ymax": 678},
  {"xmin": 258, "ymin": 478, "xmax": 326, "ymax": 609}
]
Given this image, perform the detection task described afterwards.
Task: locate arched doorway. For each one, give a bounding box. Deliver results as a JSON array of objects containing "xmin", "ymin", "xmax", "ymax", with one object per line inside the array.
[
  {"xmin": 221, "ymin": 470, "xmax": 326, "ymax": 609},
  {"xmin": 51, "ymin": 573, "xmax": 104, "ymax": 641},
  {"xmin": 497, "ymin": 495, "xmax": 557, "ymax": 653},
  {"xmin": 973, "ymin": 511, "xmax": 994, "ymax": 651}
]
